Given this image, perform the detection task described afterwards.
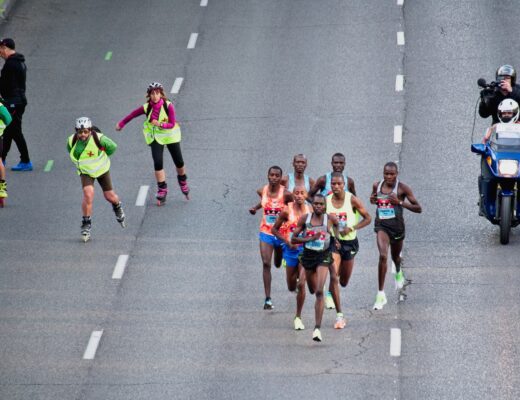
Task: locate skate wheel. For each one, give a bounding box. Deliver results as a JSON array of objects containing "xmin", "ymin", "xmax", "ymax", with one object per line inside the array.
[
  {"xmin": 184, "ymin": 194, "xmax": 190, "ymax": 200},
  {"xmin": 157, "ymin": 200, "xmax": 164, "ymax": 206}
]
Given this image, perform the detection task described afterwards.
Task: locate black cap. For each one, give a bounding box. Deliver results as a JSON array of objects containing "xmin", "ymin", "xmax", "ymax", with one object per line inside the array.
[{"xmin": 0, "ymin": 38, "xmax": 15, "ymax": 50}]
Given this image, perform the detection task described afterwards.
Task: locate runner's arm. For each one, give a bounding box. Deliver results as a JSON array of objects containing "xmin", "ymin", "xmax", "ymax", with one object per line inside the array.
[
  {"xmin": 401, "ymin": 184, "xmax": 422, "ymax": 213},
  {"xmin": 280, "ymin": 175, "xmax": 288, "ymax": 188},
  {"xmin": 291, "ymin": 214, "xmax": 319, "ymax": 244},
  {"xmin": 271, "ymin": 210, "xmax": 289, "ymax": 244},
  {"xmin": 347, "ymin": 177, "xmax": 357, "ymax": 196},
  {"xmin": 249, "ymin": 188, "xmax": 263, "ymax": 215},
  {"xmin": 308, "ymin": 175, "xmax": 325, "ymax": 200},
  {"xmin": 284, "ymin": 191, "xmax": 294, "ymax": 203},
  {"xmin": 350, "ymin": 195, "xmax": 372, "ymax": 232},
  {"xmin": 369, "ymin": 182, "xmax": 378, "ymax": 204}
]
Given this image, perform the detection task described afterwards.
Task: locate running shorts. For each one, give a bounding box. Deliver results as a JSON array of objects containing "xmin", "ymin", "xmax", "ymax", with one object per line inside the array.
[
  {"xmin": 259, "ymin": 232, "xmax": 283, "ymax": 247},
  {"xmin": 282, "ymin": 244, "xmax": 303, "ymax": 267},
  {"xmin": 333, "ymin": 237, "xmax": 359, "ymax": 261},
  {"xmin": 374, "ymin": 225, "xmax": 405, "ymax": 244},
  {"xmin": 299, "ymin": 247, "xmax": 333, "ymax": 271},
  {"xmin": 80, "ymin": 171, "xmax": 113, "ymax": 192}
]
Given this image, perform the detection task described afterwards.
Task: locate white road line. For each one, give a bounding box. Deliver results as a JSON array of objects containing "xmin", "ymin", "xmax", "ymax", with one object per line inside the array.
[
  {"xmin": 187, "ymin": 33, "xmax": 199, "ymax": 49},
  {"xmin": 390, "ymin": 328, "xmax": 402, "ymax": 357},
  {"xmin": 397, "ymin": 0, "xmax": 404, "ymax": 5},
  {"xmin": 394, "ymin": 125, "xmax": 403, "ymax": 144},
  {"xmin": 397, "ymin": 31, "xmax": 405, "ymax": 46},
  {"xmin": 200, "ymin": 0, "xmax": 208, "ymax": 6},
  {"xmin": 171, "ymin": 77, "xmax": 184, "ymax": 94},
  {"xmin": 135, "ymin": 185, "xmax": 149, "ymax": 206},
  {"xmin": 112, "ymin": 254, "xmax": 129, "ymax": 280},
  {"xmin": 395, "ymin": 75, "xmax": 404, "ymax": 91},
  {"xmin": 83, "ymin": 330, "xmax": 103, "ymax": 360}
]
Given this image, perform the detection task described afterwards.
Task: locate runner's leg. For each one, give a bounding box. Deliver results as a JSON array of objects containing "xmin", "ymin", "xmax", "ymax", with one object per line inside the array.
[
  {"xmin": 296, "ymin": 265, "xmax": 306, "ymax": 318},
  {"xmin": 390, "ymin": 240, "xmax": 404, "ymax": 273},
  {"xmin": 314, "ymin": 265, "xmax": 329, "ymax": 328},
  {"xmin": 260, "ymin": 241, "xmax": 275, "ymax": 299},
  {"xmin": 339, "ymin": 259, "xmax": 355, "ymax": 287},
  {"xmin": 328, "ymin": 259, "xmax": 342, "ymax": 314},
  {"xmin": 376, "ymin": 230, "xmax": 391, "ymax": 291}
]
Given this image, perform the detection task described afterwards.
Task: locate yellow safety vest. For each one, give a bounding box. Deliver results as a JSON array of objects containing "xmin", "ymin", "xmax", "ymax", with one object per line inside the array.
[
  {"xmin": 142, "ymin": 101, "xmax": 181, "ymax": 145},
  {"xmin": 68, "ymin": 133, "xmax": 110, "ymax": 178}
]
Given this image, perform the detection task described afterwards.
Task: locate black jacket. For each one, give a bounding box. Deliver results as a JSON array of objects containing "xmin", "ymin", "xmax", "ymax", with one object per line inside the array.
[{"xmin": 0, "ymin": 52, "xmax": 27, "ymax": 105}]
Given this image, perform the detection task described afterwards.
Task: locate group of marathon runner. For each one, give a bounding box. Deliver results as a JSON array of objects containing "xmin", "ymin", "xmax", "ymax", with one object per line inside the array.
[{"xmin": 250, "ymin": 153, "xmax": 422, "ymax": 342}]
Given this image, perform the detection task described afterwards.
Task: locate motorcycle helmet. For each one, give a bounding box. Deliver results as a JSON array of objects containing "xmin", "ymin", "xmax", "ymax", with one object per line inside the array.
[
  {"xmin": 147, "ymin": 82, "xmax": 163, "ymax": 93},
  {"xmin": 496, "ymin": 64, "xmax": 517, "ymax": 86},
  {"xmin": 75, "ymin": 117, "xmax": 92, "ymax": 130},
  {"xmin": 497, "ymin": 99, "xmax": 520, "ymax": 123}
]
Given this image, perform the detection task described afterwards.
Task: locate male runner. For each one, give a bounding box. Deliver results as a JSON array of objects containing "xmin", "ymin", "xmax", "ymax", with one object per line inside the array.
[
  {"xmin": 291, "ymin": 194, "xmax": 340, "ymax": 342},
  {"xmin": 370, "ymin": 162, "xmax": 422, "ymax": 310},
  {"xmin": 249, "ymin": 166, "xmax": 293, "ymax": 310},
  {"xmin": 326, "ymin": 172, "xmax": 372, "ymax": 327},
  {"xmin": 281, "ymin": 154, "xmax": 315, "ymax": 192},
  {"xmin": 271, "ymin": 185, "xmax": 312, "ymax": 330},
  {"xmin": 308, "ymin": 152, "xmax": 356, "ymax": 309}
]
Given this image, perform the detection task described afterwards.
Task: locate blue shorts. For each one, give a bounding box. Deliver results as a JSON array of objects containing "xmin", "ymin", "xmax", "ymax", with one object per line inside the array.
[
  {"xmin": 282, "ymin": 244, "xmax": 303, "ymax": 267},
  {"xmin": 259, "ymin": 232, "xmax": 283, "ymax": 247}
]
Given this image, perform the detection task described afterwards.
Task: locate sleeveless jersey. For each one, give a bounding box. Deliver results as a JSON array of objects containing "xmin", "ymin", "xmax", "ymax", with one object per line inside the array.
[
  {"xmin": 287, "ymin": 173, "xmax": 311, "ymax": 192},
  {"xmin": 321, "ymin": 172, "xmax": 349, "ymax": 196},
  {"xmin": 375, "ymin": 180, "xmax": 404, "ymax": 231},
  {"xmin": 260, "ymin": 185, "xmax": 285, "ymax": 235},
  {"xmin": 326, "ymin": 192, "xmax": 357, "ymax": 241},
  {"xmin": 279, "ymin": 202, "xmax": 312, "ymax": 243},
  {"xmin": 303, "ymin": 213, "xmax": 331, "ymax": 251}
]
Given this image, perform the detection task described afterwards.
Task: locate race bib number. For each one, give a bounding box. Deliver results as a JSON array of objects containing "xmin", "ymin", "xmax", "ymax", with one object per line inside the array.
[
  {"xmin": 377, "ymin": 198, "xmax": 395, "ymax": 219},
  {"xmin": 305, "ymin": 230, "xmax": 325, "ymax": 251},
  {"xmin": 264, "ymin": 207, "xmax": 281, "ymax": 225},
  {"xmin": 334, "ymin": 212, "xmax": 347, "ymax": 229}
]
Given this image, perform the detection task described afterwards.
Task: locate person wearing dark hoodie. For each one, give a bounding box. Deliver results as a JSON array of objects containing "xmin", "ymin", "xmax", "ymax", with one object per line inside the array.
[{"xmin": 0, "ymin": 38, "xmax": 31, "ymax": 171}]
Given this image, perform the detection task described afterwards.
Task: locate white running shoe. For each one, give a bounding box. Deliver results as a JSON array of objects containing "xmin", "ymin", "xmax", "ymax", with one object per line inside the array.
[{"xmin": 373, "ymin": 292, "xmax": 387, "ymax": 310}]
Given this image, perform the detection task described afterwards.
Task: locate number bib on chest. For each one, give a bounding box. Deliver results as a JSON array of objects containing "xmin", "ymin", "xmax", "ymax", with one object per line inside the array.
[
  {"xmin": 377, "ymin": 197, "xmax": 395, "ymax": 220},
  {"xmin": 304, "ymin": 230, "xmax": 326, "ymax": 251},
  {"xmin": 264, "ymin": 207, "xmax": 282, "ymax": 225}
]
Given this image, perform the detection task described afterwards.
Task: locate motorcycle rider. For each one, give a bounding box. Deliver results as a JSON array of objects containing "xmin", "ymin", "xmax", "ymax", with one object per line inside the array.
[
  {"xmin": 482, "ymin": 99, "xmax": 520, "ymax": 143},
  {"xmin": 479, "ymin": 65, "xmax": 520, "ymax": 124}
]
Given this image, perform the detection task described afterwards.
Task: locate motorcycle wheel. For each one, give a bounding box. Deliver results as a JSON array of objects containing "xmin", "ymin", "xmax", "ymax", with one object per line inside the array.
[{"xmin": 499, "ymin": 196, "xmax": 512, "ymax": 245}]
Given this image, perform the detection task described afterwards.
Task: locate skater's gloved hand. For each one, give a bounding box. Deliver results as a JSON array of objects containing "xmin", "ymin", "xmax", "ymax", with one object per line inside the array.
[{"xmin": 115, "ymin": 122, "xmax": 123, "ymax": 131}]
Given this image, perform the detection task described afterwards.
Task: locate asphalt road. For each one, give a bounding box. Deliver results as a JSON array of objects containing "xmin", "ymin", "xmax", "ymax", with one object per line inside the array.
[{"xmin": 0, "ymin": 1, "xmax": 518, "ymax": 399}]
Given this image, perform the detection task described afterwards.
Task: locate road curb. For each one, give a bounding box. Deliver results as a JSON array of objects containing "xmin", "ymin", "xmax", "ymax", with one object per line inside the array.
[{"xmin": 0, "ymin": 0, "xmax": 16, "ymax": 19}]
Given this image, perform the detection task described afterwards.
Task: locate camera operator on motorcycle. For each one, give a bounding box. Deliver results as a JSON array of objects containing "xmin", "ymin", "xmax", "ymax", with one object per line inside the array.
[{"xmin": 479, "ymin": 65, "xmax": 520, "ymax": 124}]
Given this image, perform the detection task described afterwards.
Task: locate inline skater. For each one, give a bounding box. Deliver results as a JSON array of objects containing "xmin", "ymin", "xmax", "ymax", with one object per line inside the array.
[
  {"xmin": 271, "ymin": 185, "xmax": 312, "ymax": 330},
  {"xmin": 249, "ymin": 166, "xmax": 293, "ymax": 310},
  {"xmin": 291, "ymin": 194, "xmax": 340, "ymax": 342},
  {"xmin": 326, "ymin": 172, "xmax": 371, "ymax": 327},
  {"xmin": 116, "ymin": 82, "xmax": 189, "ymax": 205},
  {"xmin": 370, "ymin": 162, "xmax": 421, "ymax": 310},
  {"xmin": 281, "ymin": 154, "xmax": 314, "ymax": 192},
  {"xmin": 67, "ymin": 117, "xmax": 125, "ymax": 242}
]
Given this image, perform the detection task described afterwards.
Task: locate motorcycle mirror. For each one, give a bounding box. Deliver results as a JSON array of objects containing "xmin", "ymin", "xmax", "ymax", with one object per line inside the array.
[
  {"xmin": 471, "ymin": 143, "xmax": 486, "ymax": 154},
  {"xmin": 477, "ymin": 78, "xmax": 487, "ymax": 88}
]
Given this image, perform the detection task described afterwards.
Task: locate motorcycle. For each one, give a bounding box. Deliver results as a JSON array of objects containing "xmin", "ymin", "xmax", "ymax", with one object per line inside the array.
[{"xmin": 471, "ymin": 122, "xmax": 520, "ymax": 244}]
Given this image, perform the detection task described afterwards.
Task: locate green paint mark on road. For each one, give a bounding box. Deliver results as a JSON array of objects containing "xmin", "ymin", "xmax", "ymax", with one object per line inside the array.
[
  {"xmin": 44, "ymin": 160, "xmax": 54, "ymax": 172},
  {"xmin": 105, "ymin": 51, "xmax": 112, "ymax": 61}
]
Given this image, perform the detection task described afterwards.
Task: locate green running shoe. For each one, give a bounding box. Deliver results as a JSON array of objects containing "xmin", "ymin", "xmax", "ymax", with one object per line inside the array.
[
  {"xmin": 373, "ymin": 292, "xmax": 387, "ymax": 310},
  {"xmin": 294, "ymin": 316, "xmax": 305, "ymax": 331},
  {"xmin": 325, "ymin": 291, "xmax": 335, "ymax": 309},
  {"xmin": 0, "ymin": 181, "xmax": 7, "ymax": 198},
  {"xmin": 394, "ymin": 270, "xmax": 405, "ymax": 290}
]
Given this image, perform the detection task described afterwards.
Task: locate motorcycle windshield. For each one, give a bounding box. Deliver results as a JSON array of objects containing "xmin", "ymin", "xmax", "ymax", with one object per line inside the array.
[{"xmin": 490, "ymin": 124, "xmax": 520, "ymax": 153}]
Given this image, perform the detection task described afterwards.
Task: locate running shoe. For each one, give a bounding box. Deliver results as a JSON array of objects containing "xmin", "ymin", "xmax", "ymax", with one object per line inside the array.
[
  {"xmin": 334, "ymin": 313, "xmax": 346, "ymax": 329},
  {"xmin": 394, "ymin": 270, "xmax": 405, "ymax": 291},
  {"xmin": 373, "ymin": 292, "xmax": 387, "ymax": 310},
  {"xmin": 263, "ymin": 298, "xmax": 274, "ymax": 310},
  {"xmin": 0, "ymin": 181, "xmax": 7, "ymax": 198},
  {"xmin": 312, "ymin": 328, "xmax": 322, "ymax": 342},
  {"xmin": 294, "ymin": 316, "xmax": 305, "ymax": 331},
  {"xmin": 325, "ymin": 291, "xmax": 335, "ymax": 309},
  {"xmin": 11, "ymin": 161, "xmax": 33, "ymax": 171}
]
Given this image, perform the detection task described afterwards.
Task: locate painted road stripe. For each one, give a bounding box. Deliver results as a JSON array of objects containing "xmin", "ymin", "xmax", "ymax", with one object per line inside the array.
[
  {"xmin": 44, "ymin": 160, "xmax": 54, "ymax": 172},
  {"xmin": 104, "ymin": 51, "xmax": 112, "ymax": 61},
  {"xmin": 394, "ymin": 126, "xmax": 402, "ymax": 144},
  {"xmin": 112, "ymin": 254, "xmax": 129, "ymax": 280},
  {"xmin": 135, "ymin": 185, "xmax": 149, "ymax": 206},
  {"xmin": 395, "ymin": 75, "xmax": 404, "ymax": 91},
  {"xmin": 187, "ymin": 33, "xmax": 198, "ymax": 49},
  {"xmin": 397, "ymin": 0, "xmax": 404, "ymax": 5},
  {"xmin": 390, "ymin": 328, "xmax": 401, "ymax": 356},
  {"xmin": 397, "ymin": 31, "xmax": 405, "ymax": 46},
  {"xmin": 200, "ymin": 0, "xmax": 208, "ymax": 6},
  {"xmin": 83, "ymin": 330, "xmax": 103, "ymax": 360},
  {"xmin": 171, "ymin": 77, "xmax": 184, "ymax": 94}
]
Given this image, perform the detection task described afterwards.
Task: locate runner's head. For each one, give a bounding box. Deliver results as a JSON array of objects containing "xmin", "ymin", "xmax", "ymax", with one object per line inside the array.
[
  {"xmin": 331, "ymin": 153, "xmax": 345, "ymax": 172},
  {"xmin": 292, "ymin": 185, "xmax": 307, "ymax": 205},
  {"xmin": 330, "ymin": 171, "xmax": 345, "ymax": 195},
  {"xmin": 75, "ymin": 117, "xmax": 92, "ymax": 141},
  {"xmin": 383, "ymin": 162, "xmax": 398, "ymax": 185},
  {"xmin": 311, "ymin": 193, "xmax": 326, "ymax": 215},
  {"xmin": 267, "ymin": 165, "xmax": 283, "ymax": 185},
  {"xmin": 146, "ymin": 82, "xmax": 167, "ymax": 103},
  {"xmin": 292, "ymin": 154, "xmax": 307, "ymax": 174}
]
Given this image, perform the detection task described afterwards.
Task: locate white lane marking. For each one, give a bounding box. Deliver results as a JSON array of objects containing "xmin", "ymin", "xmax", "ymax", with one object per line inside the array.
[
  {"xmin": 200, "ymin": 0, "xmax": 208, "ymax": 6},
  {"xmin": 397, "ymin": 31, "xmax": 405, "ymax": 45},
  {"xmin": 171, "ymin": 77, "xmax": 184, "ymax": 94},
  {"xmin": 397, "ymin": 0, "xmax": 404, "ymax": 5},
  {"xmin": 390, "ymin": 328, "xmax": 401, "ymax": 356},
  {"xmin": 112, "ymin": 254, "xmax": 129, "ymax": 280},
  {"xmin": 394, "ymin": 125, "xmax": 403, "ymax": 144},
  {"xmin": 187, "ymin": 33, "xmax": 199, "ymax": 49},
  {"xmin": 83, "ymin": 330, "xmax": 103, "ymax": 360},
  {"xmin": 395, "ymin": 75, "xmax": 404, "ymax": 91},
  {"xmin": 135, "ymin": 185, "xmax": 149, "ymax": 206}
]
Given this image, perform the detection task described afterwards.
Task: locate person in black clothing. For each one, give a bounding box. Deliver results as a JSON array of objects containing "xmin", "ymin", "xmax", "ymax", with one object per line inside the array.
[
  {"xmin": 479, "ymin": 64, "xmax": 520, "ymax": 125},
  {"xmin": 0, "ymin": 38, "xmax": 31, "ymax": 171}
]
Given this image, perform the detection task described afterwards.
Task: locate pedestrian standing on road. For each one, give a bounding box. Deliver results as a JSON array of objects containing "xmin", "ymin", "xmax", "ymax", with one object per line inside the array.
[
  {"xmin": 370, "ymin": 162, "xmax": 421, "ymax": 310},
  {"xmin": 0, "ymin": 38, "xmax": 32, "ymax": 171},
  {"xmin": 68, "ymin": 117, "xmax": 126, "ymax": 242},
  {"xmin": 116, "ymin": 82, "xmax": 189, "ymax": 206},
  {"xmin": 0, "ymin": 99, "xmax": 12, "ymax": 202},
  {"xmin": 291, "ymin": 194, "xmax": 340, "ymax": 342}
]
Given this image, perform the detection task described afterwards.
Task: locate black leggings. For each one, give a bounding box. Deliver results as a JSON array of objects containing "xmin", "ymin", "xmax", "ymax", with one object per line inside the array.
[{"xmin": 150, "ymin": 141, "xmax": 184, "ymax": 171}]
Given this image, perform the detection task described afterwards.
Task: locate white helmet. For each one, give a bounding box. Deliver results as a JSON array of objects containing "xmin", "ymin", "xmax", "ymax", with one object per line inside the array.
[
  {"xmin": 75, "ymin": 117, "xmax": 92, "ymax": 130},
  {"xmin": 498, "ymin": 99, "xmax": 520, "ymax": 123},
  {"xmin": 147, "ymin": 82, "xmax": 163, "ymax": 93}
]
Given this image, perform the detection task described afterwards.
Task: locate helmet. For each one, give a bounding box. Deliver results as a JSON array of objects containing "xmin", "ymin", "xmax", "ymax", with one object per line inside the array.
[
  {"xmin": 75, "ymin": 117, "xmax": 92, "ymax": 130},
  {"xmin": 147, "ymin": 82, "xmax": 163, "ymax": 93},
  {"xmin": 496, "ymin": 64, "xmax": 517, "ymax": 86},
  {"xmin": 498, "ymin": 99, "xmax": 519, "ymax": 123}
]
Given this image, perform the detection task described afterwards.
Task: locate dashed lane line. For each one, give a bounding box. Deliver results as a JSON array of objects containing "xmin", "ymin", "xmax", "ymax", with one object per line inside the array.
[
  {"xmin": 43, "ymin": 160, "xmax": 54, "ymax": 172},
  {"xmin": 397, "ymin": 31, "xmax": 405, "ymax": 46},
  {"xmin": 83, "ymin": 330, "xmax": 103, "ymax": 360},
  {"xmin": 390, "ymin": 328, "xmax": 401, "ymax": 357},
  {"xmin": 393, "ymin": 126, "xmax": 402, "ymax": 144},
  {"xmin": 135, "ymin": 185, "xmax": 149, "ymax": 206},
  {"xmin": 171, "ymin": 77, "xmax": 184, "ymax": 94},
  {"xmin": 104, "ymin": 51, "xmax": 112, "ymax": 61},
  {"xmin": 112, "ymin": 254, "xmax": 129, "ymax": 280},
  {"xmin": 395, "ymin": 75, "xmax": 404, "ymax": 91},
  {"xmin": 187, "ymin": 33, "xmax": 199, "ymax": 49}
]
